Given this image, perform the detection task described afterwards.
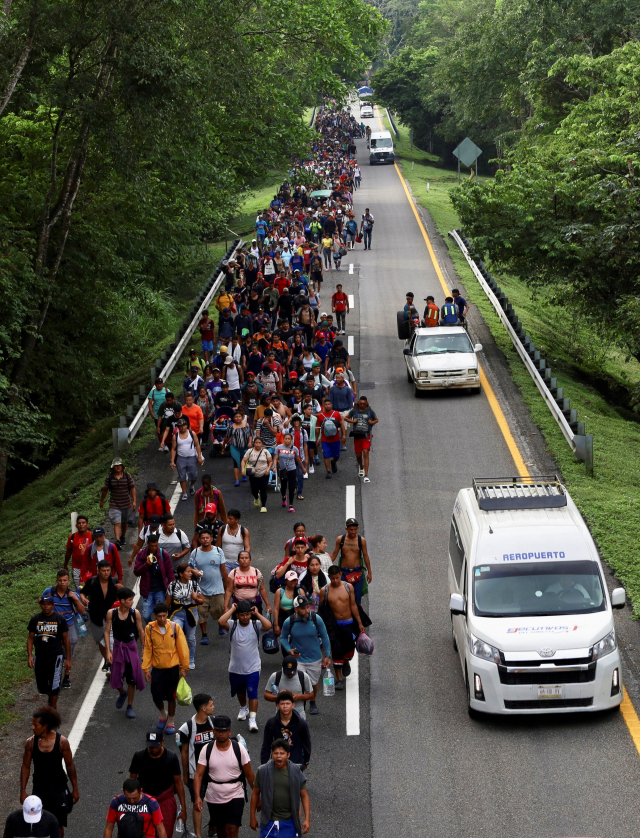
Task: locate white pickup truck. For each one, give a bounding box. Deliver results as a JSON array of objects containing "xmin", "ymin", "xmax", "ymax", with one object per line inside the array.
[{"xmin": 400, "ymin": 325, "xmax": 482, "ymax": 397}]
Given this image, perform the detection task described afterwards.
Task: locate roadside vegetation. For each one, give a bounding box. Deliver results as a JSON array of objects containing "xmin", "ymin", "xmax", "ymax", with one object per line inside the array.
[{"xmin": 384, "ymin": 113, "xmax": 640, "ymax": 618}]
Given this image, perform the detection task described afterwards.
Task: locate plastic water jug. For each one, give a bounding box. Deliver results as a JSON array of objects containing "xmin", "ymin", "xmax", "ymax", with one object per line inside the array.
[{"xmin": 322, "ymin": 666, "xmax": 335, "ymax": 697}]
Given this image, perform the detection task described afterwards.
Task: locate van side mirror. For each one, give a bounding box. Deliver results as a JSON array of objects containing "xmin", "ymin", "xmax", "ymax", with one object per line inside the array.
[
  {"xmin": 611, "ymin": 588, "xmax": 626, "ymax": 609},
  {"xmin": 450, "ymin": 593, "xmax": 466, "ymax": 616},
  {"xmin": 403, "ymin": 348, "xmax": 411, "ymax": 356},
  {"xmin": 474, "ymin": 343, "xmax": 483, "ymax": 352}
]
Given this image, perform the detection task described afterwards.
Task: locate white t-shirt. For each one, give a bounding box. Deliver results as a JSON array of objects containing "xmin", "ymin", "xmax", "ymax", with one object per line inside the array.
[
  {"xmin": 159, "ymin": 528, "xmax": 191, "ymax": 568},
  {"xmin": 228, "ymin": 620, "xmax": 262, "ymax": 675},
  {"xmin": 198, "ymin": 740, "xmax": 251, "ymax": 804}
]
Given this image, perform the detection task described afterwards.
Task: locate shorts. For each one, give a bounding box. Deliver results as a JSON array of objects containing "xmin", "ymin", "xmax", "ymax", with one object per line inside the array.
[
  {"xmin": 206, "ymin": 798, "xmax": 244, "ymax": 829},
  {"xmin": 198, "ymin": 593, "xmax": 224, "ymax": 624},
  {"xmin": 261, "ymin": 819, "xmax": 297, "ymax": 838},
  {"xmin": 321, "ymin": 440, "xmax": 341, "ymax": 460},
  {"xmin": 229, "ymin": 670, "xmax": 260, "ymax": 700},
  {"xmin": 297, "ymin": 658, "xmax": 322, "ymax": 687},
  {"xmin": 108, "ymin": 507, "xmax": 130, "ymax": 525},
  {"xmin": 177, "ymin": 455, "xmax": 199, "ymax": 482},
  {"xmin": 202, "ymin": 340, "xmax": 214, "ymax": 352},
  {"xmin": 151, "ymin": 664, "xmax": 180, "ymax": 704},
  {"xmin": 35, "ymin": 654, "xmax": 64, "ymax": 696},
  {"xmin": 354, "ymin": 437, "xmax": 371, "ymax": 455},
  {"xmin": 34, "ymin": 788, "xmax": 68, "ymax": 829},
  {"xmin": 90, "ymin": 620, "xmax": 106, "ymax": 646}
]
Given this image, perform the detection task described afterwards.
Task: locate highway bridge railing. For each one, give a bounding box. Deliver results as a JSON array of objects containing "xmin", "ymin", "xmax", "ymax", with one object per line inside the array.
[{"xmin": 449, "ymin": 229, "xmax": 594, "ymax": 475}]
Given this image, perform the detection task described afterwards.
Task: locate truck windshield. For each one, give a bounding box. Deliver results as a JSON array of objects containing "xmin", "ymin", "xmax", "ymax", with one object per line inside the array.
[
  {"xmin": 473, "ymin": 560, "xmax": 606, "ymax": 617},
  {"xmin": 415, "ymin": 334, "xmax": 473, "ymax": 354},
  {"xmin": 371, "ymin": 138, "xmax": 393, "ymax": 148}
]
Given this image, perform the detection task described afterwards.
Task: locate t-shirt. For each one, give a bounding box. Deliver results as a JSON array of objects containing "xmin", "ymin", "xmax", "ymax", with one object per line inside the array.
[
  {"xmin": 129, "ymin": 748, "xmax": 180, "ymax": 798},
  {"xmin": 454, "ymin": 295, "xmax": 467, "ymax": 316},
  {"xmin": 65, "ymin": 531, "xmax": 92, "ymax": 570},
  {"xmin": 199, "ymin": 318, "xmax": 214, "ymax": 341},
  {"xmin": 157, "ymin": 400, "xmax": 177, "ymax": 422},
  {"xmin": 229, "ymin": 619, "xmax": 263, "ymax": 675},
  {"xmin": 313, "ymin": 342, "xmax": 331, "ymax": 364},
  {"xmin": 198, "ymin": 740, "xmax": 251, "ymax": 804},
  {"xmin": 318, "ymin": 410, "xmax": 341, "ymax": 442},
  {"xmin": 189, "ymin": 547, "xmax": 225, "ymax": 596},
  {"xmin": 255, "ymin": 764, "xmax": 304, "ymax": 821},
  {"xmin": 148, "ymin": 387, "xmax": 168, "ymax": 414},
  {"xmin": 27, "ymin": 612, "xmax": 68, "ymax": 657},
  {"xmin": 265, "ymin": 670, "xmax": 314, "ymax": 719},
  {"xmin": 275, "ymin": 444, "xmax": 299, "ymax": 472},
  {"xmin": 166, "ymin": 579, "xmax": 200, "ymax": 607},
  {"xmin": 181, "ymin": 403, "xmax": 203, "ymax": 433},
  {"xmin": 158, "ymin": 528, "xmax": 191, "ymax": 571},
  {"xmin": 178, "ymin": 718, "xmax": 216, "ymax": 777},
  {"xmin": 228, "ymin": 567, "xmax": 262, "ymax": 601},
  {"xmin": 103, "ymin": 472, "xmax": 135, "ymax": 510},
  {"xmin": 194, "ymin": 517, "xmax": 224, "ymax": 545},
  {"xmin": 347, "ymin": 406, "xmax": 378, "ymax": 438},
  {"xmin": 138, "ymin": 495, "xmax": 169, "ymax": 521},
  {"xmin": 106, "ymin": 793, "xmax": 163, "ymax": 836},
  {"xmin": 332, "ymin": 292, "xmax": 348, "ymax": 312}
]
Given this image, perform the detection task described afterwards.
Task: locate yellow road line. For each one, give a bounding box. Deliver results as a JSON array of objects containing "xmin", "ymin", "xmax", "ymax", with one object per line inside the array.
[
  {"xmin": 374, "ymin": 106, "xmax": 529, "ymax": 478},
  {"xmin": 620, "ymin": 688, "xmax": 640, "ymax": 756}
]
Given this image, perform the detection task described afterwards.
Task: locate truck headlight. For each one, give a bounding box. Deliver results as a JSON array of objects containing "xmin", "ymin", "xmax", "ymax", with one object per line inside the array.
[
  {"xmin": 592, "ymin": 629, "xmax": 616, "ymax": 660},
  {"xmin": 468, "ymin": 368, "xmax": 478, "ymax": 375},
  {"xmin": 469, "ymin": 633, "xmax": 501, "ymax": 664},
  {"xmin": 418, "ymin": 371, "xmax": 429, "ymax": 379}
]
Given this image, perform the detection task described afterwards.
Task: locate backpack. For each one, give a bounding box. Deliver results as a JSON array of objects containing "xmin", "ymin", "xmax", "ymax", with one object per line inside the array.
[
  {"xmin": 142, "ymin": 493, "xmax": 170, "ymax": 522},
  {"xmin": 262, "ymin": 628, "xmax": 280, "ymax": 655},
  {"xmin": 204, "ymin": 738, "xmax": 248, "ymax": 801},
  {"xmin": 117, "ymin": 811, "xmax": 146, "ymax": 838},
  {"xmin": 288, "ymin": 611, "xmax": 322, "ymax": 643},
  {"xmin": 322, "ymin": 415, "xmax": 338, "ymax": 438},
  {"xmin": 274, "ymin": 669, "xmax": 306, "ymax": 695},
  {"xmin": 229, "ymin": 615, "xmax": 259, "ymax": 643}
]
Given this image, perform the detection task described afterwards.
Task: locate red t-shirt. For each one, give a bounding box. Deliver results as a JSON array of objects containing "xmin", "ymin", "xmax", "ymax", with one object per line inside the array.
[
  {"xmin": 199, "ymin": 318, "xmax": 214, "ymax": 341},
  {"xmin": 332, "ymin": 292, "xmax": 348, "ymax": 312},
  {"xmin": 107, "ymin": 793, "xmax": 162, "ymax": 836},
  {"xmin": 319, "ymin": 410, "xmax": 341, "ymax": 442},
  {"xmin": 302, "ymin": 247, "xmax": 312, "ymax": 266},
  {"xmin": 275, "ymin": 276, "xmax": 290, "ymax": 294},
  {"xmin": 138, "ymin": 495, "xmax": 170, "ymax": 522},
  {"xmin": 65, "ymin": 532, "xmax": 93, "ymax": 570}
]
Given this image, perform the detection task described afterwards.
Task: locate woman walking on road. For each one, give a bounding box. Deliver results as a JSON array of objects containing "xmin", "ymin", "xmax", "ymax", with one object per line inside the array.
[
  {"xmin": 224, "ymin": 550, "xmax": 271, "ymax": 614},
  {"xmin": 166, "ymin": 564, "xmax": 203, "ymax": 670},
  {"xmin": 216, "ymin": 508, "xmax": 250, "ymax": 571},
  {"xmin": 223, "ymin": 411, "xmax": 252, "ymax": 487},
  {"xmin": 104, "ymin": 587, "xmax": 145, "ymax": 718},
  {"xmin": 241, "ymin": 437, "xmax": 273, "ymax": 513},
  {"xmin": 274, "ymin": 432, "xmax": 306, "ymax": 512}
]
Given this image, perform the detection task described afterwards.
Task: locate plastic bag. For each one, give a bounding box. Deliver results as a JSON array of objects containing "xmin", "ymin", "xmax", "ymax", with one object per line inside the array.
[
  {"xmin": 262, "ymin": 629, "xmax": 280, "ymax": 655},
  {"xmin": 176, "ymin": 676, "xmax": 192, "ymax": 706},
  {"xmin": 356, "ymin": 632, "xmax": 374, "ymax": 656}
]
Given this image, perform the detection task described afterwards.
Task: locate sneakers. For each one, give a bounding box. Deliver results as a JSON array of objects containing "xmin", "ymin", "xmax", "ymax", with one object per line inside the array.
[
  {"xmin": 101, "ymin": 660, "xmax": 110, "ymax": 672},
  {"xmin": 181, "ymin": 493, "xmax": 188, "ymax": 502},
  {"xmin": 62, "ymin": 675, "xmax": 71, "ymax": 690},
  {"xmin": 309, "ymin": 701, "xmax": 319, "ymax": 715},
  {"xmin": 260, "ymin": 506, "xmax": 268, "ymax": 513},
  {"xmin": 342, "ymin": 660, "xmax": 351, "ymax": 677},
  {"xmin": 358, "ymin": 467, "xmax": 365, "ymax": 477},
  {"xmin": 314, "ymin": 456, "xmax": 320, "ymax": 465},
  {"xmin": 125, "ymin": 705, "xmax": 136, "ymax": 719},
  {"xmin": 248, "ymin": 717, "xmax": 259, "ymax": 732},
  {"xmin": 189, "ymin": 485, "xmax": 196, "ymax": 496},
  {"xmin": 335, "ymin": 679, "xmax": 345, "ymax": 690},
  {"xmin": 303, "ymin": 472, "xmax": 308, "ymax": 479},
  {"xmin": 325, "ymin": 472, "xmax": 332, "ymax": 480},
  {"xmin": 289, "ymin": 506, "xmax": 295, "ymax": 513},
  {"xmin": 242, "ymin": 475, "xmax": 248, "ymax": 482},
  {"xmin": 189, "ymin": 662, "xmax": 196, "ymax": 670},
  {"xmin": 253, "ymin": 498, "xmax": 260, "ymax": 507},
  {"xmin": 237, "ymin": 706, "xmax": 250, "ymax": 721},
  {"xmin": 364, "ymin": 476, "xmax": 371, "ymax": 483},
  {"xmin": 158, "ymin": 445, "xmax": 164, "ymax": 451},
  {"xmin": 282, "ymin": 500, "xmax": 287, "ymax": 507},
  {"xmin": 341, "ymin": 444, "xmax": 347, "ymax": 451},
  {"xmin": 116, "ymin": 691, "xmax": 127, "ymax": 709},
  {"xmin": 218, "ymin": 626, "xmax": 227, "ymax": 635},
  {"xmin": 200, "ymin": 635, "xmax": 209, "ymax": 645},
  {"xmin": 309, "ymin": 465, "xmax": 315, "ymax": 474},
  {"xmin": 235, "ymin": 480, "xmax": 240, "ymax": 487},
  {"xmin": 331, "ymin": 459, "xmax": 338, "ymax": 473}
]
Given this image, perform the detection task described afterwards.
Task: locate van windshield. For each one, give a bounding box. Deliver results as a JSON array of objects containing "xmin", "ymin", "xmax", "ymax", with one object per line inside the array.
[
  {"xmin": 415, "ymin": 333, "xmax": 473, "ymax": 354},
  {"xmin": 371, "ymin": 138, "xmax": 393, "ymax": 148},
  {"xmin": 473, "ymin": 560, "xmax": 606, "ymax": 617}
]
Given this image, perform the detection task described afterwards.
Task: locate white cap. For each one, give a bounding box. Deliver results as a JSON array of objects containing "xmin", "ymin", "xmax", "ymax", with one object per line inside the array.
[{"xmin": 23, "ymin": 796, "xmax": 43, "ymax": 824}]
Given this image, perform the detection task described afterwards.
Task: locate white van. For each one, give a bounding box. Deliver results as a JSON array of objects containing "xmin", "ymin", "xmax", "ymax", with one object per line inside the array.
[
  {"xmin": 369, "ymin": 130, "xmax": 394, "ymax": 164},
  {"xmin": 449, "ymin": 476, "xmax": 625, "ymax": 715}
]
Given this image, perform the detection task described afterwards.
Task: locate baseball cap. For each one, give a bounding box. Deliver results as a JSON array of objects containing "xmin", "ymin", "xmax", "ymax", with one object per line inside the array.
[
  {"xmin": 93, "ymin": 526, "xmax": 106, "ymax": 536},
  {"xmin": 293, "ymin": 595, "xmax": 309, "ymax": 608},
  {"xmin": 147, "ymin": 532, "xmax": 160, "ymax": 543},
  {"xmin": 220, "ymin": 345, "xmax": 228, "ymax": 353},
  {"xmin": 40, "ymin": 594, "xmax": 54, "ymax": 604},
  {"xmin": 224, "ymin": 356, "xmax": 233, "ymax": 365},
  {"xmin": 289, "ymin": 372, "xmax": 298, "ymax": 379},
  {"xmin": 148, "ymin": 514, "xmax": 161, "ymax": 525},
  {"xmin": 311, "ymin": 361, "xmax": 320, "ymax": 368},
  {"xmin": 282, "ymin": 655, "xmax": 298, "ymax": 672},
  {"xmin": 146, "ymin": 730, "xmax": 163, "ymax": 744},
  {"xmin": 285, "ymin": 570, "xmax": 298, "ymax": 581},
  {"xmin": 213, "ymin": 715, "xmax": 232, "ymax": 730},
  {"xmin": 205, "ymin": 503, "xmax": 217, "ymax": 514},
  {"xmin": 316, "ymin": 331, "xmax": 326, "ymax": 339},
  {"xmin": 23, "ymin": 796, "xmax": 43, "ymax": 824},
  {"xmin": 346, "ymin": 517, "xmax": 359, "ymax": 527},
  {"xmin": 191, "ymin": 365, "xmax": 200, "ymax": 371}
]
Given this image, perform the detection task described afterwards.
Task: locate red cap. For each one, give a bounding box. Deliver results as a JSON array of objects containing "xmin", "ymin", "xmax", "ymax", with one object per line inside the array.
[
  {"xmin": 205, "ymin": 503, "xmax": 217, "ymax": 514},
  {"xmin": 290, "ymin": 372, "xmax": 298, "ymax": 379}
]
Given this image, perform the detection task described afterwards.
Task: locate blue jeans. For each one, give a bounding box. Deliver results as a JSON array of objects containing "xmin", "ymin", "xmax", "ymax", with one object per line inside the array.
[
  {"xmin": 363, "ymin": 228, "xmax": 372, "ymax": 248},
  {"xmin": 260, "ymin": 819, "xmax": 297, "ymax": 838},
  {"xmin": 141, "ymin": 590, "xmax": 166, "ymax": 624},
  {"xmin": 171, "ymin": 609, "xmax": 196, "ymax": 666},
  {"xmin": 297, "ymin": 464, "xmax": 305, "ymax": 496}
]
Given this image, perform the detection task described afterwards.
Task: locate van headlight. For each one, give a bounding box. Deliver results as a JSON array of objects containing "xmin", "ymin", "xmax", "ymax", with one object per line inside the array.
[
  {"xmin": 592, "ymin": 629, "xmax": 616, "ymax": 660},
  {"xmin": 469, "ymin": 633, "xmax": 501, "ymax": 664},
  {"xmin": 468, "ymin": 368, "xmax": 478, "ymax": 375}
]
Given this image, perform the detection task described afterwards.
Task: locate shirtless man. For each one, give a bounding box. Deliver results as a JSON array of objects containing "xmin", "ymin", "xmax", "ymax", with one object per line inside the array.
[
  {"xmin": 323, "ymin": 566, "xmax": 365, "ymax": 688},
  {"xmin": 329, "ymin": 517, "xmax": 372, "ymax": 605}
]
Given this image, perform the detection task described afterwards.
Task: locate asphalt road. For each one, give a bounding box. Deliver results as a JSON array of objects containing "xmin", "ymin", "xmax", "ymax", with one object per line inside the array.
[{"xmin": 18, "ymin": 116, "xmax": 640, "ymax": 838}]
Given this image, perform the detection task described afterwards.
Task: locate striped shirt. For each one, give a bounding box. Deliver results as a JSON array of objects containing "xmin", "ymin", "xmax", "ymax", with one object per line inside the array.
[
  {"xmin": 42, "ymin": 586, "xmax": 76, "ymax": 627},
  {"xmin": 103, "ymin": 471, "xmax": 135, "ymax": 510}
]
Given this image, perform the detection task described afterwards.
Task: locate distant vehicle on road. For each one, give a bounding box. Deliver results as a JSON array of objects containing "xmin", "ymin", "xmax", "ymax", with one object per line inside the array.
[
  {"xmin": 399, "ymin": 325, "xmax": 482, "ymax": 397},
  {"xmin": 360, "ymin": 103, "xmax": 374, "ymax": 119},
  {"xmin": 369, "ymin": 130, "xmax": 395, "ymax": 165},
  {"xmin": 449, "ymin": 475, "xmax": 626, "ymax": 717}
]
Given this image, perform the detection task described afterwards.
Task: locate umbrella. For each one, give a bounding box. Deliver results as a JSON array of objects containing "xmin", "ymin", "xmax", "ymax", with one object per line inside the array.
[{"xmin": 310, "ymin": 189, "xmax": 331, "ymax": 198}]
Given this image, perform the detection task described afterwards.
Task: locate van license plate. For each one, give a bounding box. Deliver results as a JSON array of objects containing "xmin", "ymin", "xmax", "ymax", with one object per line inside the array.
[{"xmin": 538, "ymin": 686, "xmax": 563, "ymax": 699}]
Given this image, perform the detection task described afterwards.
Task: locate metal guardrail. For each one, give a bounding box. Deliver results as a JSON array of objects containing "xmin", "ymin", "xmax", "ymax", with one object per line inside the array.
[
  {"xmin": 449, "ymin": 229, "xmax": 594, "ymax": 474},
  {"xmin": 112, "ymin": 239, "xmax": 243, "ymax": 455},
  {"xmin": 386, "ymin": 109, "xmax": 399, "ymax": 138},
  {"xmin": 309, "ymin": 106, "xmax": 316, "ymax": 128}
]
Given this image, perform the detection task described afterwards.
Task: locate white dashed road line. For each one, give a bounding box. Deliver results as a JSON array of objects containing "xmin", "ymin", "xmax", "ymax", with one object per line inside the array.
[{"xmin": 348, "ymin": 335, "xmax": 354, "ymax": 355}]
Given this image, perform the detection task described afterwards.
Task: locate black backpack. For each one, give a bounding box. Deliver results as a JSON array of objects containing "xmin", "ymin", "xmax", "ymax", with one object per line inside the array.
[
  {"xmin": 117, "ymin": 811, "xmax": 145, "ymax": 838},
  {"xmin": 274, "ymin": 669, "xmax": 306, "ymax": 695},
  {"xmin": 204, "ymin": 738, "xmax": 248, "ymax": 801}
]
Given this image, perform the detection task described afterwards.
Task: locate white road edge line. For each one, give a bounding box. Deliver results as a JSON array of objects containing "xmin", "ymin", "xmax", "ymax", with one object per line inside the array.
[
  {"xmin": 348, "ymin": 335, "xmax": 354, "ymax": 355},
  {"xmin": 344, "ymin": 484, "xmax": 360, "ymax": 736},
  {"xmin": 348, "ymin": 294, "xmax": 355, "ymax": 308},
  {"xmin": 67, "ymin": 480, "xmax": 183, "ymax": 753}
]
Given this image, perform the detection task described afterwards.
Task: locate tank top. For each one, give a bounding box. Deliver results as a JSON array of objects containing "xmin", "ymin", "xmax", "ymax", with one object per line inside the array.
[
  {"xmin": 220, "ymin": 524, "xmax": 245, "ymax": 565},
  {"xmin": 111, "ymin": 607, "xmax": 138, "ymax": 643},
  {"xmin": 32, "ymin": 733, "xmax": 67, "ymax": 795},
  {"xmin": 176, "ymin": 430, "xmax": 196, "ymax": 457}
]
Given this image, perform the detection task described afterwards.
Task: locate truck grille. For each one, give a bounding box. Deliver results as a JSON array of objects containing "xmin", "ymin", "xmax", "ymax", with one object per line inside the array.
[
  {"xmin": 499, "ymin": 663, "xmax": 596, "ymax": 685},
  {"xmin": 432, "ymin": 369, "xmax": 464, "ymax": 377},
  {"xmin": 504, "ymin": 698, "xmax": 593, "ymax": 709}
]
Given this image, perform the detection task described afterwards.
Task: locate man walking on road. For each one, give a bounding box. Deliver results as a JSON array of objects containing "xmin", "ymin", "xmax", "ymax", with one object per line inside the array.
[
  {"xmin": 360, "ymin": 208, "xmax": 374, "ymax": 250},
  {"xmin": 250, "ymin": 740, "xmax": 310, "ymax": 837},
  {"xmin": 142, "ymin": 602, "xmax": 190, "ymax": 737},
  {"xmin": 189, "ymin": 531, "xmax": 228, "ymax": 644},
  {"xmin": 178, "ymin": 693, "xmax": 216, "ymax": 838},
  {"xmin": 260, "ymin": 691, "xmax": 311, "ymax": 771},
  {"xmin": 316, "ymin": 397, "xmax": 345, "ymax": 479},
  {"xmin": 331, "ymin": 284, "xmax": 349, "ymax": 334},
  {"xmin": 134, "ymin": 532, "xmax": 175, "ymax": 624},
  {"xmin": 264, "ymin": 655, "xmax": 314, "ymax": 721},
  {"xmin": 99, "ymin": 458, "xmax": 136, "ymax": 548},
  {"xmin": 330, "ymin": 518, "xmax": 372, "ymax": 605},
  {"xmin": 129, "ymin": 730, "xmax": 187, "ymax": 837},
  {"xmin": 280, "ymin": 596, "xmax": 331, "ymax": 715},
  {"xmin": 80, "ymin": 559, "xmax": 120, "ymax": 671},
  {"xmin": 102, "ymin": 778, "xmax": 167, "ymax": 838},
  {"xmin": 344, "ymin": 396, "xmax": 378, "ymax": 482},
  {"xmin": 193, "ymin": 715, "xmax": 254, "ymax": 838},
  {"xmin": 64, "ymin": 514, "xmax": 92, "ymax": 591},
  {"xmin": 452, "ymin": 288, "xmax": 469, "ymax": 324},
  {"xmin": 320, "ymin": 566, "xmax": 366, "ymax": 688}
]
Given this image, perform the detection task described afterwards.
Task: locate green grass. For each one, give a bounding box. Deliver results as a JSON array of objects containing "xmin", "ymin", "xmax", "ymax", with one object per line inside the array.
[
  {"xmin": 386, "ymin": 114, "xmax": 640, "ymax": 617},
  {"xmin": 228, "ymin": 170, "xmax": 285, "ymax": 239}
]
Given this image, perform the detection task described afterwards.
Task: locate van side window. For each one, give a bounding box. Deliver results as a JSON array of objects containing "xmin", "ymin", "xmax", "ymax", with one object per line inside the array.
[{"xmin": 449, "ymin": 517, "xmax": 465, "ymax": 585}]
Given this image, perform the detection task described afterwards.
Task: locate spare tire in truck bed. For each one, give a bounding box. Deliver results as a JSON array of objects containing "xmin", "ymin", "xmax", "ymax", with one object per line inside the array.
[{"xmin": 397, "ymin": 311, "xmax": 410, "ymax": 340}]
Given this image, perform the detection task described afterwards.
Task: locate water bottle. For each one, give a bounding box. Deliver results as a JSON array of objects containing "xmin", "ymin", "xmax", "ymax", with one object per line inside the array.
[
  {"xmin": 322, "ymin": 666, "xmax": 335, "ymax": 697},
  {"xmin": 235, "ymin": 733, "xmax": 247, "ymax": 748},
  {"xmin": 74, "ymin": 613, "xmax": 88, "ymax": 638},
  {"xmin": 175, "ymin": 805, "xmax": 184, "ymax": 833}
]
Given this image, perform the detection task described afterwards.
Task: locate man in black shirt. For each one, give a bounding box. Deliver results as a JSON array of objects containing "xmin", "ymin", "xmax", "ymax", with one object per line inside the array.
[
  {"xmin": 79, "ymin": 560, "xmax": 120, "ymax": 670},
  {"xmin": 27, "ymin": 596, "xmax": 70, "ymax": 708},
  {"xmin": 214, "ymin": 382, "xmax": 238, "ymax": 416},
  {"xmin": 129, "ymin": 730, "xmax": 186, "ymax": 835},
  {"xmin": 277, "ymin": 288, "xmax": 294, "ymax": 325},
  {"xmin": 323, "ymin": 214, "xmax": 336, "ymax": 238},
  {"xmin": 4, "ymin": 797, "xmax": 61, "ymax": 838},
  {"xmin": 178, "ymin": 693, "xmax": 216, "ymax": 838}
]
